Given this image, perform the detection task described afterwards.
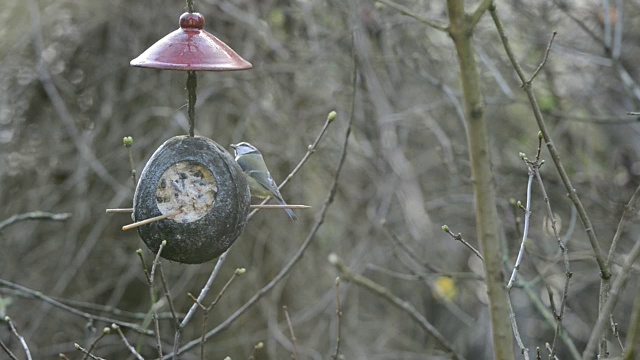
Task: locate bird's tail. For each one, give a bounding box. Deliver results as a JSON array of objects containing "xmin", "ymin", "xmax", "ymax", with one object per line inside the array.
[
  {"xmin": 285, "ymin": 208, "xmax": 298, "ymax": 221},
  {"xmin": 277, "ymin": 197, "xmax": 298, "ymax": 221}
]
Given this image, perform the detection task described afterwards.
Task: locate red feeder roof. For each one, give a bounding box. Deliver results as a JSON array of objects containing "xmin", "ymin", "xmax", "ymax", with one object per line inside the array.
[{"xmin": 130, "ymin": 12, "xmax": 252, "ymax": 71}]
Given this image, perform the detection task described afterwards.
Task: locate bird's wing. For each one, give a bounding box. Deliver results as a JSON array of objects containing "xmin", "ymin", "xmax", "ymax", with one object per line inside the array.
[
  {"xmin": 236, "ymin": 153, "xmax": 270, "ymax": 173},
  {"xmin": 246, "ymin": 169, "xmax": 281, "ymax": 197},
  {"xmin": 248, "ymin": 169, "xmax": 297, "ymax": 220}
]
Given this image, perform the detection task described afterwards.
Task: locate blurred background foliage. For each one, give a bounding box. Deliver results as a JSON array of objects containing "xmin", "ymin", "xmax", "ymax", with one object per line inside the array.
[{"xmin": 1, "ymin": 0, "xmax": 640, "ymax": 358}]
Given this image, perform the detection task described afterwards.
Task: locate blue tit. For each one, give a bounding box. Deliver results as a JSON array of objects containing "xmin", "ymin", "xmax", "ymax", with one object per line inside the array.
[{"xmin": 231, "ymin": 142, "xmax": 298, "ymax": 221}]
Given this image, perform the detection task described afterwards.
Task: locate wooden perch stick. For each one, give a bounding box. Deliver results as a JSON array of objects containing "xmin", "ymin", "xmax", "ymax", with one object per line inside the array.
[
  {"xmin": 108, "ymin": 205, "xmax": 310, "ymax": 214},
  {"xmin": 122, "ymin": 210, "xmax": 182, "ymax": 231},
  {"xmin": 106, "ymin": 208, "xmax": 134, "ymax": 213},
  {"xmin": 248, "ymin": 204, "xmax": 310, "ymax": 209}
]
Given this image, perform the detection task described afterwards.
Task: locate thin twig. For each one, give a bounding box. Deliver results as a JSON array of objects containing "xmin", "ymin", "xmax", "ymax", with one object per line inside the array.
[
  {"xmin": 112, "ymin": 324, "xmax": 144, "ymax": 360},
  {"xmin": 81, "ymin": 327, "xmax": 110, "ymax": 360},
  {"xmin": 375, "ymin": 0, "xmax": 448, "ymax": 32},
  {"xmin": 612, "ymin": 0, "xmax": 623, "ymax": 59},
  {"xmin": 248, "ymin": 342, "xmax": 264, "ymax": 360},
  {"xmin": 602, "ymin": 0, "xmax": 612, "ymax": 49},
  {"xmin": 534, "ymin": 192, "xmax": 571, "ymax": 356},
  {"xmin": 0, "ymin": 279, "xmax": 152, "ymax": 335},
  {"xmin": 74, "ymin": 344, "xmax": 105, "ymax": 360},
  {"xmin": 528, "ymin": 31, "xmax": 557, "ymax": 84},
  {"xmin": 3, "ymin": 317, "xmax": 32, "ymax": 360},
  {"xmin": 185, "ymin": 294, "xmax": 207, "ymax": 360},
  {"xmin": 532, "ymin": 152, "xmax": 572, "ymax": 357},
  {"xmin": 331, "ymin": 277, "xmax": 342, "ymax": 360},
  {"xmin": 468, "ymin": 0, "xmax": 493, "ymax": 29},
  {"xmin": 0, "ymin": 211, "xmax": 71, "ymax": 231},
  {"xmin": 610, "ymin": 315, "xmax": 625, "ymax": 353},
  {"xmin": 548, "ymin": 111, "xmax": 640, "ymax": 124},
  {"xmin": 0, "ymin": 339, "xmax": 18, "ymax": 360},
  {"xmin": 384, "ymin": 223, "xmax": 439, "ymax": 272},
  {"xmin": 247, "ymin": 110, "xmax": 336, "ymax": 220},
  {"xmin": 557, "ymin": 0, "xmax": 640, "ymax": 102},
  {"xmin": 172, "ymin": 251, "xmax": 228, "ymax": 359},
  {"xmin": 149, "ymin": 241, "xmax": 167, "ymax": 359},
  {"xmin": 624, "ymin": 274, "xmax": 640, "ymax": 360},
  {"xmin": 582, "ymin": 238, "xmax": 640, "ymax": 359},
  {"xmin": 150, "ymin": 241, "xmax": 166, "ymax": 282},
  {"xmin": 179, "ymin": 256, "xmax": 226, "ymax": 326},
  {"xmin": 510, "ymin": 198, "xmax": 523, "ymax": 238},
  {"xmin": 328, "ymin": 254, "xmax": 464, "ymax": 359},
  {"xmin": 207, "ymin": 269, "xmax": 244, "ymax": 312},
  {"xmin": 123, "ymin": 136, "xmax": 137, "ymax": 188},
  {"xmin": 545, "ymin": 343, "xmax": 560, "ymax": 360},
  {"xmin": 283, "ymin": 306, "xmax": 299, "ymax": 360},
  {"xmin": 190, "ymin": 268, "xmax": 244, "ymax": 360},
  {"xmin": 367, "ymin": 263, "xmax": 483, "ymax": 281},
  {"xmin": 515, "ymin": 280, "xmax": 581, "ymax": 360},
  {"xmin": 507, "ymin": 160, "xmax": 534, "ymax": 290},
  {"xmin": 158, "ymin": 264, "xmax": 179, "ymax": 327},
  {"xmin": 506, "ymin": 296, "xmax": 530, "ymax": 359},
  {"xmin": 607, "ymin": 182, "xmax": 640, "ymax": 267},
  {"xmin": 441, "ymin": 225, "xmax": 484, "ymax": 262}
]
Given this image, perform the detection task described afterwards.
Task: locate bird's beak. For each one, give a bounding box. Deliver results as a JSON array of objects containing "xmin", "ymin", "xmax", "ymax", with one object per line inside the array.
[{"xmin": 230, "ymin": 144, "xmax": 237, "ymax": 149}]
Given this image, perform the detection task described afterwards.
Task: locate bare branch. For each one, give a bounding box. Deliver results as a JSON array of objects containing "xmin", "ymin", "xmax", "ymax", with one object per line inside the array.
[
  {"xmin": 528, "ymin": 31, "xmax": 557, "ymax": 84},
  {"xmin": 81, "ymin": 327, "xmax": 110, "ymax": 360},
  {"xmin": 3, "ymin": 317, "xmax": 32, "ymax": 360},
  {"xmin": 624, "ymin": 276, "xmax": 640, "ymax": 359},
  {"xmin": 74, "ymin": 343, "xmax": 105, "ymax": 360},
  {"xmin": 328, "ymin": 254, "xmax": 464, "ymax": 360},
  {"xmin": 532, "ymin": 162, "xmax": 572, "ymax": 357},
  {"xmin": 112, "ymin": 324, "xmax": 144, "ymax": 360},
  {"xmin": 331, "ymin": 277, "xmax": 343, "ymax": 360},
  {"xmin": 248, "ymin": 110, "xmax": 336, "ymax": 220},
  {"xmin": 0, "ymin": 211, "xmax": 71, "ymax": 231},
  {"xmin": 282, "ymin": 306, "xmax": 299, "ymax": 360},
  {"xmin": 489, "ymin": 3, "xmax": 610, "ymax": 280},
  {"xmin": 607, "ymin": 182, "xmax": 640, "ymax": 266},
  {"xmin": 0, "ymin": 339, "xmax": 19, "ymax": 360},
  {"xmin": 507, "ymin": 165, "xmax": 534, "ymax": 290},
  {"xmin": 441, "ymin": 225, "xmax": 484, "ymax": 262},
  {"xmin": 582, "ymin": 239, "xmax": 640, "ymax": 359},
  {"xmin": 468, "ymin": 0, "xmax": 493, "ymax": 29},
  {"xmin": 0, "ymin": 279, "xmax": 152, "ymax": 335},
  {"xmin": 149, "ymin": 241, "xmax": 167, "ymax": 359},
  {"xmin": 506, "ymin": 296, "xmax": 529, "ymax": 359},
  {"xmin": 375, "ymin": 0, "xmax": 448, "ymax": 32}
]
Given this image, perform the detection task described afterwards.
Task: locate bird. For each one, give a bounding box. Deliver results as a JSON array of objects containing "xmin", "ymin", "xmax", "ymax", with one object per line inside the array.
[{"xmin": 231, "ymin": 142, "xmax": 298, "ymax": 221}]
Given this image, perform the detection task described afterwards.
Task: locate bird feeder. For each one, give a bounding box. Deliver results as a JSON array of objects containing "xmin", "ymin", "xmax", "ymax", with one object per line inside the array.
[{"xmin": 125, "ymin": 10, "xmax": 253, "ymax": 264}]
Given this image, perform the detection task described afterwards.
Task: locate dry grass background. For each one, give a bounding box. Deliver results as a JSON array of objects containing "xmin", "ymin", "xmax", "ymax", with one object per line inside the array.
[{"xmin": 1, "ymin": 0, "xmax": 640, "ymax": 359}]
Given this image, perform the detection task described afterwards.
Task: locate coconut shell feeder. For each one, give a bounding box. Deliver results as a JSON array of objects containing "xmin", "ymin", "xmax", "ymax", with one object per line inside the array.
[
  {"xmin": 132, "ymin": 136, "xmax": 251, "ymax": 264},
  {"xmin": 110, "ymin": 9, "xmax": 259, "ymax": 264}
]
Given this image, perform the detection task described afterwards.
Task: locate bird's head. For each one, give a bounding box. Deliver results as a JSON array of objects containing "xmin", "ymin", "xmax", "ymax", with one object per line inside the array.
[{"xmin": 230, "ymin": 142, "xmax": 260, "ymax": 156}]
